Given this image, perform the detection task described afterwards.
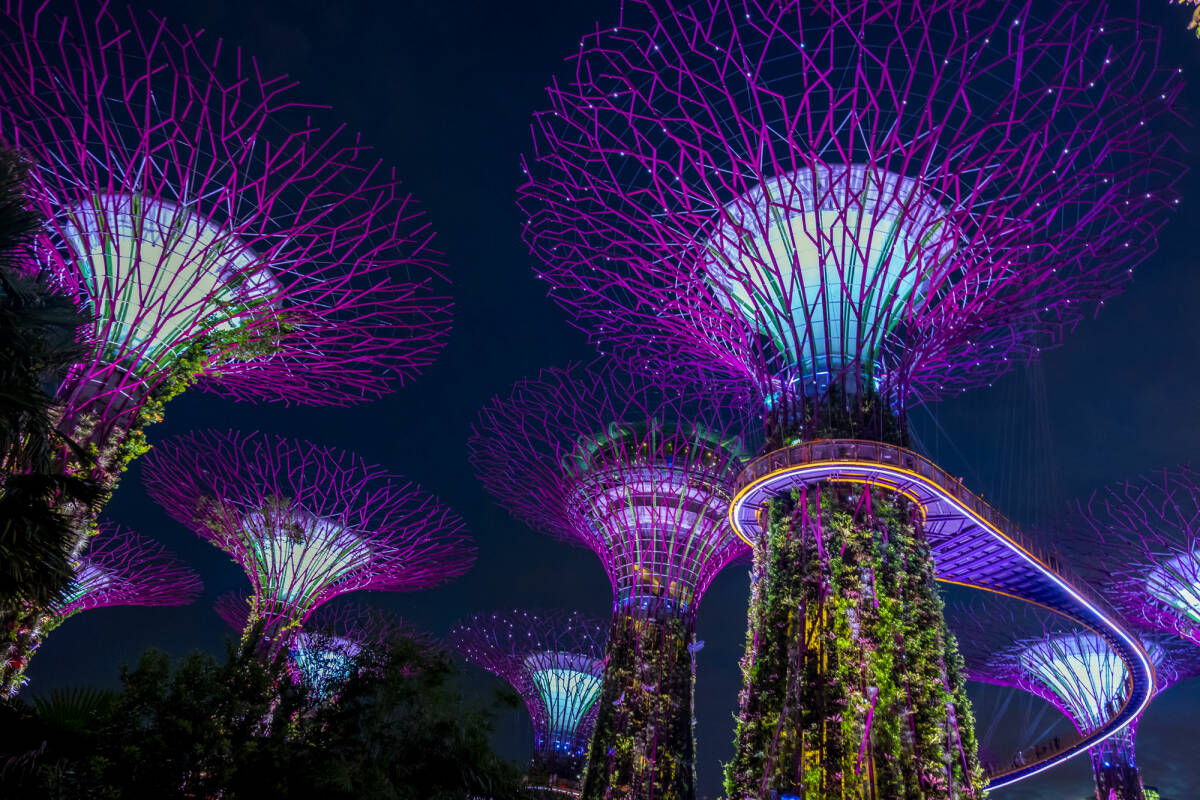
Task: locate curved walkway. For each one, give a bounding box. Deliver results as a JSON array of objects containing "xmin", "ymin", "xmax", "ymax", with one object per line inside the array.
[{"xmin": 728, "ymin": 439, "xmax": 1154, "ymax": 790}]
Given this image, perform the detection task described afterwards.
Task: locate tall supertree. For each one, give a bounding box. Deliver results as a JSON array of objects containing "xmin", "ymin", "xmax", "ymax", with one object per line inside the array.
[
  {"xmin": 449, "ymin": 609, "xmax": 609, "ymax": 790},
  {"xmin": 215, "ymin": 591, "xmax": 418, "ymax": 699},
  {"xmin": 517, "ymin": 0, "xmax": 1183, "ymax": 796},
  {"xmin": 0, "ymin": 1, "xmax": 451, "ymax": 694},
  {"xmin": 951, "ymin": 602, "xmax": 1200, "ymax": 800},
  {"xmin": 1070, "ymin": 466, "xmax": 1200, "ymax": 649},
  {"xmin": 470, "ymin": 364, "xmax": 748, "ymax": 799},
  {"xmin": 143, "ymin": 430, "xmax": 473, "ymax": 650}
]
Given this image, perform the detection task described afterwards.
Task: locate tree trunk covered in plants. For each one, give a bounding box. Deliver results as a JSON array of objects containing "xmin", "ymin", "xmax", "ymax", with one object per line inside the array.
[
  {"xmin": 1090, "ymin": 728, "xmax": 1145, "ymax": 800},
  {"xmin": 723, "ymin": 484, "xmax": 986, "ymax": 799},
  {"xmin": 581, "ymin": 607, "xmax": 696, "ymax": 800}
]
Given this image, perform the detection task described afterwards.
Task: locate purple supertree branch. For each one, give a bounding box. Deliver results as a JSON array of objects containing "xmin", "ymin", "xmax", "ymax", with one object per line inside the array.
[
  {"xmin": 518, "ymin": 0, "xmax": 1185, "ymax": 412},
  {"xmin": 143, "ymin": 430, "xmax": 474, "ymax": 636},
  {"xmin": 56, "ymin": 522, "xmax": 201, "ymax": 618},
  {"xmin": 1068, "ymin": 465, "xmax": 1200, "ymax": 648},
  {"xmin": 215, "ymin": 589, "xmax": 426, "ymax": 651},
  {"xmin": 0, "ymin": 0, "xmax": 452, "ymax": 443},
  {"xmin": 470, "ymin": 361, "xmax": 749, "ymax": 612},
  {"xmin": 448, "ymin": 609, "xmax": 608, "ymax": 759}
]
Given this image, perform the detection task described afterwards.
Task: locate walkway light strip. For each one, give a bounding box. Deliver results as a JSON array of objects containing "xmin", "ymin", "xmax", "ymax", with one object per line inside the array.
[{"xmin": 728, "ymin": 455, "xmax": 1156, "ymax": 789}]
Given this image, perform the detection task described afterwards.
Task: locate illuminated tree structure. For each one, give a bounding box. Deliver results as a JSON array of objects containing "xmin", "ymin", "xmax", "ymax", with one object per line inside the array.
[
  {"xmin": 0, "ymin": 2, "xmax": 450, "ymax": 482},
  {"xmin": 215, "ymin": 591, "xmax": 417, "ymax": 699},
  {"xmin": 449, "ymin": 609, "xmax": 608, "ymax": 790},
  {"xmin": 470, "ymin": 365, "xmax": 747, "ymax": 800},
  {"xmin": 0, "ymin": 2, "xmax": 450, "ymax": 695},
  {"xmin": 952, "ymin": 602, "xmax": 1200, "ymax": 800},
  {"xmin": 6, "ymin": 522, "xmax": 200, "ymax": 691},
  {"xmin": 1072, "ymin": 466, "xmax": 1200, "ymax": 648},
  {"xmin": 143, "ymin": 430, "xmax": 473, "ymax": 650},
  {"xmin": 519, "ymin": 0, "xmax": 1183, "ymax": 795}
]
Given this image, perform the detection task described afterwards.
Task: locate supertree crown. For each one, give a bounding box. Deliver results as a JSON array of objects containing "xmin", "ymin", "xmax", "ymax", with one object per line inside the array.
[
  {"xmin": 470, "ymin": 362, "xmax": 748, "ymax": 614},
  {"xmin": 143, "ymin": 430, "xmax": 474, "ymax": 639},
  {"xmin": 55, "ymin": 522, "xmax": 201, "ymax": 618},
  {"xmin": 448, "ymin": 609, "xmax": 608, "ymax": 764},
  {"xmin": 1069, "ymin": 465, "xmax": 1200, "ymax": 648},
  {"xmin": 0, "ymin": 1, "xmax": 452, "ymax": 433},
  {"xmin": 216, "ymin": 591, "xmax": 423, "ymax": 695},
  {"xmin": 951, "ymin": 601, "xmax": 1200, "ymax": 762},
  {"xmin": 518, "ymin": 0, "xmax": 1185, "ymax": 417}
]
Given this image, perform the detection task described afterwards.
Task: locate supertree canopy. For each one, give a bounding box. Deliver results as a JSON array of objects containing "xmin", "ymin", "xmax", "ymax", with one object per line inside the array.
[
  {"xmin": 216, "ymin": 591, "xmax": 418, "ymax": 699},
  {"xmin": 470, "ymin": 363, "xmax": 747, "ymax": 799},
  {"xmin": 143, "ymin": 430, "xmax": 473, "ymax": 648},
  {"xmin": 518, "ymin": 0, "xmax": 1183, "ymax": 796},
  {"xmin": 56, "ymin": 522, "xmax": 201, "ymax": 619},
  {"xmin": 0, "ymin": 1, "xmax": 451, "ymax": 492},
  {"xmin": 1070, "ymin": 466, "xmax": 1200, "ymax": 648},
  {"xmin": 951, "ymin": 601, "xmax": 1200, "ymax": 800},
  {"xmin": 4, "ymin": 522, "xmax": 201, "ymax": 693},
  {"xmin": 449, "ymin": 609, "xmax": 608, "ymax": 788}
]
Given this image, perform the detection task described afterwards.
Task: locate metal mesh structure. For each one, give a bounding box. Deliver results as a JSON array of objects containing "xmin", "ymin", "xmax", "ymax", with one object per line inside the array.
[
  {"xmin": 519, "ymin": 0, "xmax": 1183, "ymax": 424},
  {"xmin": 471, "ymin": 363, "xmax": 747, "ymax": 614},
  {"xmin": 0, "ymin": 1, "xmax": 452, "ymax": 461},
  {"xmin": 951, "ymin": 602, "xmax": 1200, "ymax": 799},
  {"xmin": 143, "ymin": 430, "xmax": 473, "ymax": 645},
  {"xmin": 1070, "ymin": 466, "xmax": 1200, "ymax": 649},
  {"xmin": 448, "ymin": 609, "xmax": 608, "ymax": 784},
  {"xmin": 55, "ymin": 522, "xmax": 201, "ymax": 618}
]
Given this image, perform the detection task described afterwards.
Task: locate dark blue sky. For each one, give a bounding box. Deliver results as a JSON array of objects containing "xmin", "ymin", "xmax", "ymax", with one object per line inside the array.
[{"xmin": 24, "ymin": 1, "xmax": 1200, "ymax": 797}]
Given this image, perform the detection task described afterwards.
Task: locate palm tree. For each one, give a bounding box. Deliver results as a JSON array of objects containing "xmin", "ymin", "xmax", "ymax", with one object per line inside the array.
[{"xmin": 0, "ymin": 146, "xmax": 100, "ymax": 659}]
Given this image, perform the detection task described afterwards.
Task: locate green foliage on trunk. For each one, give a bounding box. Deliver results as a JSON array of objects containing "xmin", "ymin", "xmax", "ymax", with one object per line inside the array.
[
  {"xmin": 581, "ymin": 609, "xmax": 697, "ymax": 800},
  {"xmin": 724, "ymin": 486, "xmax": 986, "ymax": 800}
]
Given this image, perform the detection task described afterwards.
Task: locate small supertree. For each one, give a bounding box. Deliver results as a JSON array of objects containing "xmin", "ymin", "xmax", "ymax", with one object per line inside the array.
[
  {"xmin": 518, "ymin": 1, "xmax": 1183, "ymax": 795},
  {"xmin": 951, "ymin": 601, "xmax": 1200, "ymax": 800},
  {"xmin": 143, "ymin": 430, "xmax": 473, "ymax": 650},
  {"xmin": 471, "ymin": 363, "xmax": 747, "ymax": 799},
  {"xmin": 1070, "ymin": 466, "xmax": 1200, "ymax": 648},
  {"xmin": 215, "ymin": 590, "xmax": 422, "ymax": 699},
  {"xmin": 4, "ymin": 521, "xmax": 201, "ymax": 694},
  {"xmin": 449, "ymin": 609, "xmax": 608, "ymax": 789},
  {"xmin": 0, "ymin": 1, "xmax": 451, "ymax": 695}
]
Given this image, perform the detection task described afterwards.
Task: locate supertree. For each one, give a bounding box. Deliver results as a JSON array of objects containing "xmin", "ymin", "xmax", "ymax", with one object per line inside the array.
[
  {"xmin": 470, "ymin": 363, "xmax": 748, "ymax": 799},
  {"xmin": 951, "ymin": 601, "xmax": 1200, "ymax": 800},
  {"xmin": 143, "ymin": 430, "xmax": 473, "ymax": 651},
  {"xmin": 517, "ymin": 0, "xmax": 1183, "ymax": 795},
  {"xmin": 0, "ymin": 1, "xmax": 451, "ymax": 694},
  {"xmin": 449, "ymin": 609, "xmax": 609, "ymax": 790},
  {"xmin": 215, "ymin": 591, "xmax": 420, "ymax": 699},
  {"xmin": 1070, "ymin": 466, "xmax": 1200, "ymax": 649},
  {"xmin": 5, "ymin": 521, "xmax": 201, "ymax": 692}
]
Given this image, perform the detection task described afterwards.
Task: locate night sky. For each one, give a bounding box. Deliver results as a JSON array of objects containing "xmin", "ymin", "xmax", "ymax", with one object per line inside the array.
[{"xmin": 23, "ymin": 1, "xmax": 1200, "ymax": 797}]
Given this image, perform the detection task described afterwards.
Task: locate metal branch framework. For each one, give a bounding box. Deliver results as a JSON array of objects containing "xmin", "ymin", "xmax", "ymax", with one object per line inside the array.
[
  {"xmin": 449, "ymin": 609, "xmax": 608, "ymax": 784},
  {"xmin": 519, "ymin": 0, "xmax": 1183, "ymax": 418},
  {"xmin": 1071, "ymin": 466, "xmax": 1200, "ymax": 649},
  {"xmin": 214, "ymin": 590, "xmax": 422, "ymax": 697},
  {"xmin": 471, "ymin": 363, "xmax": 747, "ymax": 613},
  {"xmin": 0, "ymin": 1, "xmax": 452, "ymax": 457},
  {"xmin": 55, "ymin": 522, "xmax": 201, "ymax": 618},
  {"xmin": 143, "ymin": 430, "xmax": 474, "ymax": 644},
  {"xmin": 951, "ymin": 602, "xmax": 1200, "ymax": 799}
]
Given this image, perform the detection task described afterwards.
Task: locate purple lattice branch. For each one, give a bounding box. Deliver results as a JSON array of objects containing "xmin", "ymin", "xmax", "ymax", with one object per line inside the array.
[
  {"xmin": 448, "ymin": 609, "xmax": 608, "ymax": 762},
  {"xmin": 0, "ymin": 1, "xmax": 452, "ymax": 450},
  {"xmin": 143, "ymin": 430, "xmax": 474, "ymax": 638},
  {"xmin": 470, "ymin": 362, "xmax": 748, "ymax": 614},
  {"xmin": 1068, "ymin": 466, "xmax": 1200, "ymax": 649},
  {"xmin": 56, "ymin": 522, "xmax": 201, "ymax": 618},
  {"xmin": 518, "ymin": 0, "xmax": 1185, "ymax": 416}
]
